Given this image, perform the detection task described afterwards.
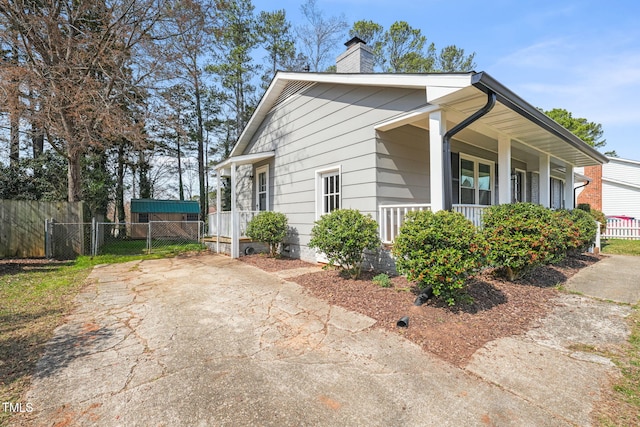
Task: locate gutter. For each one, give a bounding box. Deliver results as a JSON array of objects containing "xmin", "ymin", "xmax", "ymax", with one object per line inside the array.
[
  {"xmin": 443, "ymin": 90, "xmax": 497, "ymax": 211},
  {"xmin": 573, "ymin": 178, "xmax": 591, "ymax": 207},
  {"xmin": 470, "ymin": 72, "xmax": 609, "ymax": 165}
]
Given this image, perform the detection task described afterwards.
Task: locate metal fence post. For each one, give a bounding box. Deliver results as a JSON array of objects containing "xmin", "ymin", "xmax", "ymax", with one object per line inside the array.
[
  {"xmin": 91, "ymin": 218, "xmax": 96, "ymax": 257},
  {"xmin": 147, "ymin": 221, "xmax": 152, "ymax": 254},
  {"xmin": 44, "ymin": 219, "xmax": 51, "ymax": 258}
]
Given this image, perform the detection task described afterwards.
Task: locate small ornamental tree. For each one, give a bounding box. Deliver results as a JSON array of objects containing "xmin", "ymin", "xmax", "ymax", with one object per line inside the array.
[
  {"xmin": 392, "ymin": 210, "xmax": 488, "ymax": 306},
  {"xmin": 246, "ymin": 211, "xmax": 288, "ymax": 257},
  {"xmin": 483, "ymin": 203, "xmax": 565, "ymax": 280},
  {"xmin": 308, "ymin": 209, "xmax": 380, "ymax": 279}
]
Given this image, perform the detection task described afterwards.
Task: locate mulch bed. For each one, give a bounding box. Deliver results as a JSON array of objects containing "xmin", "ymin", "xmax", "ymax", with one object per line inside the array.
[{"xmin": 240, "ymin": 253, "xmax": 601, "ymax": 367}]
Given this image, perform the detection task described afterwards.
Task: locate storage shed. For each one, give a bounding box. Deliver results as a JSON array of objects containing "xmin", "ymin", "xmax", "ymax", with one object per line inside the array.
[{"xmin": 130, "ymin": 199, "xmax": 200, "ymax": 223}]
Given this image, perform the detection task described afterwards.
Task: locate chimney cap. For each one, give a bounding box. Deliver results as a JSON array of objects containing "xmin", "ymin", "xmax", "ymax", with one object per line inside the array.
[{"xmin": 344, "ymin": 36, "xmax": 367, "ymax": 48}]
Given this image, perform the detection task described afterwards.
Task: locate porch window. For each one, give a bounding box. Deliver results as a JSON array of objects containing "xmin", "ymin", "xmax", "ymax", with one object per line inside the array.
[{"xmin": 459, "ymin": 155, "xmax": 494, "ymax": 205}]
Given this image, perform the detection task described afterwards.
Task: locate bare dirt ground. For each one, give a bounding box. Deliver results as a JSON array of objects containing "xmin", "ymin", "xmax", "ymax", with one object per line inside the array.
[{"xmin": 240, "ymin": 253, "xmax": 602, "ymax": 367}]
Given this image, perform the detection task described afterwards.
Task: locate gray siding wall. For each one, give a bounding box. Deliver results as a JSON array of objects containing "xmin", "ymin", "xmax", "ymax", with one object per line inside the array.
[
  {"xmin": 376, "ymin": 125, "xmax": 430, "ymax": 204},
  {"xmin": 242, "ymin": 83, "xmax": 426, "ymax": 262}
]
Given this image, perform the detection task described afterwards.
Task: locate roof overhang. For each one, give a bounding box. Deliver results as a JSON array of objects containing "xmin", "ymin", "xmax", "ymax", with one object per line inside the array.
[
  {"xmin": 229, "ymin": 70, "xmax": 608, "ymax": 168},
  {"xmin": 214, "ymin": 151, "xmax": 275, "ymax": 173}
]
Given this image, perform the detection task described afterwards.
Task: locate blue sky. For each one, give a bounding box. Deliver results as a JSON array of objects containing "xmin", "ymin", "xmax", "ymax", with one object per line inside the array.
[{"xmin": 253, "ymin": 0, "xmax": 640, "ymax": 160}]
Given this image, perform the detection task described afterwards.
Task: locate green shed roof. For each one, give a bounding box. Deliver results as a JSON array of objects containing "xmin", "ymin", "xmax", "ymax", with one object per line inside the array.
[{"xmin": 130, "ymin": 199, "xmax": 200, "ymax": 214}]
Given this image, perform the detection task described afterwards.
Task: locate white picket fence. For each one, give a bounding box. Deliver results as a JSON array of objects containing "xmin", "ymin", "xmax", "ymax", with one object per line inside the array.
[{"xmin": 603, "ymin": 218, "xmax": 640, "ymax": 240}]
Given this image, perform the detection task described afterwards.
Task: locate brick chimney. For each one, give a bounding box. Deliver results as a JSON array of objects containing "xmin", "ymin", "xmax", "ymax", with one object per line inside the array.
[
  {"xmin": 577, "ymin": 165, "xmax": 603, "ymax": 210},
  {"xmin": 336, "ymin": 37, "xmax": 374, "ymax": 73}
]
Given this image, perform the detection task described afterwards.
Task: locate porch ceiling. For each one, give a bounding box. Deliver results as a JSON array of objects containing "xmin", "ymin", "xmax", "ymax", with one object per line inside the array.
[{"xmin": 430, "ymin": 83, "xmax": 606, "ymax": 168}]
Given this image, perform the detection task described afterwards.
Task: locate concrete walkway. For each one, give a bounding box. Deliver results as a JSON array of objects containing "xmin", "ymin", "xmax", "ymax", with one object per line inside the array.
[
  {"xmin": 15, "ymin": 254, "xmax": 634, "ymax": 426},
  {"xmin": 564, "ymin": 254, "xmax": 640, "ymax": 304}
]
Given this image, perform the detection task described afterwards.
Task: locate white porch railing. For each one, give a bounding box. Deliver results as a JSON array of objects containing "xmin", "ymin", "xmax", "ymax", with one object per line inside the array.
[
  {"xmin": 379, "ymin": 204, "xmax": 431, "ymax": 244},
  {"xmin": 603, "ymin": 218, "xmax": 640, "ymax": 240},
  {"xmin": 452, "ymin": 204, "xmax": 487, "ymax": 228},
  {"xmin": 208, "ymin": 211, "xmax": 260, "ymax": 238},
  {"xmin": 378, "ymin": 203, "xmax": 489, "ymax": 243}
]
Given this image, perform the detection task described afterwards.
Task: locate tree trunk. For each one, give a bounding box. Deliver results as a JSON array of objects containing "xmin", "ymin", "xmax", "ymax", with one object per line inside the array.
[
  {"xmin": 9, "ymin": 45, "xmax": 20, "ymax": 167},
  {"xmin": 177, "ymin": 134, "xmax": 184, "ymax": 201},
  {"xmin": 138, "ymin": 149, "xmax": 151, "ymax": 199},
  {"xmin": 194, "ymin": 79, "xmax": 206, "ymax": 220},
  {"xmin": 67, "ymin": 151, "xmax": 82, "ymax": 202},
  {"xmin": 116, "ymin": 142, "xmax": 126, "ymax": 223}
]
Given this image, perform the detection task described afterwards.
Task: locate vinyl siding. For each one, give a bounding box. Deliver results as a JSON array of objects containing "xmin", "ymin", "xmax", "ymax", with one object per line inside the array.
[
  {"xmin": 376, "ymin": 125, "xmax": 430, "ymax": 204},
  {"xmin": 602, "ymin": 160, "xmax": 640, "ymax": 218},
  {"xmin": 242, "ymin": 83, "xmax": 426, "ymax": 261}
]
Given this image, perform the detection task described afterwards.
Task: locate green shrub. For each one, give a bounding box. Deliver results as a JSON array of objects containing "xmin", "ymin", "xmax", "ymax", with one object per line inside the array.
[
  {"xmin": 392, "ymin": 210, "xmax": 488, "ymax": 306},
  {"xmin": 372, "ymin": 273, "xmax": 392, "ymax": 288},
  {"xmin": 589, "ymin": 208, "xmax": 607, "ymax": 234},
  {"xmin": 246, "ymin": 211, "xmax": 288, "ymax": 257},
  {"xmin": 577, "ymin": 203, "xmax": 591, "ymax": 212},
  {"xmin": 483, "ymin": 203, "xmax": 565, "ymax": 280},
  {"xmin": 308, "ymin": 209, "xmax": 380, "ymax": 279},
  {"xmin": 552, "ymin": 209, "xmax": 582, "ymax": 259},
  {"xmin": 569, "ymin": 208, "xmax": 598, "ymax": 251}
]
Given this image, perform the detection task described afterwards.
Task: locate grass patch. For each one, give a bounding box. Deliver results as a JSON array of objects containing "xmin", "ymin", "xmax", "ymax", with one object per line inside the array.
[
  {"xmin": 0, "ymin": 250, "xmax": 202, "ymax": 426},
  {"xmin": 598, "ymin": 306, "xmax": 640, "ymax": 426},
  {"xmin": 601, "ymin": 239, "xmax": 640, "ymax": 256},
  {"xmin": 98, "ymin": 239, "xmax": 205, "ymax": 256}
]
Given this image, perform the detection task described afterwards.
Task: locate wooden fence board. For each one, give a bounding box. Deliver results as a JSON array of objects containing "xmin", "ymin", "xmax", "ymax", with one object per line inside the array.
[{"xmin": 0, "ymin": 200, "xmax": 84, "ymax": 258}]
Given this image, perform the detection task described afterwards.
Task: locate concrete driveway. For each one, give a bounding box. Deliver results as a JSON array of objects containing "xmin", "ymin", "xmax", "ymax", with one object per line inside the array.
[{"xmin": 18, "ymin": 254, "xmax": 632, "ymax": 426}]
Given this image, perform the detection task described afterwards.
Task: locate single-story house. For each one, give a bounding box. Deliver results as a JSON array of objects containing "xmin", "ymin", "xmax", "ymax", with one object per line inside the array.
[
  {"xmin": 130, "ymin": 199, "xmax": 200, "ymax": 239},
  {"xmin": 577, "ymin": 157, "xmax": 640, "ymax": 219},
  {"xmin": 211, "ymin": 38, "xmax": 608, "ymax": 268}
]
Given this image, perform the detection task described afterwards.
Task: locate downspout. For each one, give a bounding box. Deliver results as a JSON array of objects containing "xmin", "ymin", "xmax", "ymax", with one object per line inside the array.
[
  {"xmin": 443, "ymin": 91, "xmax": 497, "ymax": 211},
  {"xmin": 573, "ymin": 179, "xmax": 591, "ymax": 208}
]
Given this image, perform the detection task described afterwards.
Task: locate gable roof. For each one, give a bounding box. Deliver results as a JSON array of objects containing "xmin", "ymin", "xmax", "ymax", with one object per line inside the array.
[
  {"xmin": 130, "ymin": 199, "xmax": 200, "ymax": 214},
  {"xmin": 230, "ymin": 71, "xmax": 608, "ymax": 168}
]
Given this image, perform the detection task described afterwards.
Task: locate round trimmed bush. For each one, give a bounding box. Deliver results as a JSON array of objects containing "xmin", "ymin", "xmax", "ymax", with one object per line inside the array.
[
  {"xmin": 392, "ymin": 210, "xmax": 488, "ymax": 306},
  {"xmin": 569, "ymin": 208, "xmax": 598, "ymax": 251},
  {"xmin": 308, "ymin": 209, "xmax": 380, "ymax": 279},
  {"xmin": 246, "ymin": 211, "xmax": 288, "ymax": 257},
  {"xmin": 482, "ymin": 203, "xmax": 565, "ymax": 280}
]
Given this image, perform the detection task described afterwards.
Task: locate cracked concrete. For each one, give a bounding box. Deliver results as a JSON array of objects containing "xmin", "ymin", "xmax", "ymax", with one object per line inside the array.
[{"xmin": 18, "ymin": 254, "xmax": 633, "ymax": 426}]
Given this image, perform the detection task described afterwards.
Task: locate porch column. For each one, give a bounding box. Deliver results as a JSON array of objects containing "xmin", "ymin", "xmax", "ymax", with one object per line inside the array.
[
  {"xmin": 216, "ymin": 170, "xmax": 221, "ymax": 253},
  {"xmin": 564, "ymin": 164, "xmax": 574, "ymax": 209},
  {"xmin": 498, "ymin": 135, "xmax": 511, "ymax": 204},
  {"xmin": 429, "ymin": 110, "xmax": 446, "ymax": 212},
  {"xmin": 539, "ymin": 154, "xmax": 550, "ymax": 208},
  {"xmin": 230, "ymin": 162, "xmax": 239, "ymax": 258}
]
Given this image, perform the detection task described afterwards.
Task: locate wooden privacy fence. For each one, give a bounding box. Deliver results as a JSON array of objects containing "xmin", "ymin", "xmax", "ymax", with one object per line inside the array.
[{"xmin": 0, "ymin": 200, "xmax": 84, "ymax": 258}]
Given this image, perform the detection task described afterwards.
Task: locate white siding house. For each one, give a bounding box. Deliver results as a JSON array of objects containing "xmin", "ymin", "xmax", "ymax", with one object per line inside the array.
[
  {"xmin": 211, "ymin": 40, "xmax": 608, "ymax": 265},
  {"xmin": 577, "ymin": 157, "xmax": 640, "ymax": 219}
]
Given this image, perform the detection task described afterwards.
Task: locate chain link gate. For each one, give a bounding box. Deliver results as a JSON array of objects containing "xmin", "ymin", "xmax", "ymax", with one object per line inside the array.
[{"xmin": 45, "ymin": 219, "xmax": 205, "ymax": 259}]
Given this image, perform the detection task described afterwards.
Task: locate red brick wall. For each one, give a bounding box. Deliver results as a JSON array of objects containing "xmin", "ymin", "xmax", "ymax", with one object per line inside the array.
[{"xmin": 577, "ymin": 165, "xmax": 602, "ymax": 210}]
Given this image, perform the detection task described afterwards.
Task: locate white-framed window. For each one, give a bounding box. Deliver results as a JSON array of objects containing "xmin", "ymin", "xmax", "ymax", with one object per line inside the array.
[
  {"xmin": 255, "ymin": 164, "xmax": 269, "ymax": 211},
  {"xmin": 316, "ymin": 166, "xmax": 341, "ymax": 218},
  {"xmin": 459, "ymin": 154, "xmax": 494, "ymax": 205}
]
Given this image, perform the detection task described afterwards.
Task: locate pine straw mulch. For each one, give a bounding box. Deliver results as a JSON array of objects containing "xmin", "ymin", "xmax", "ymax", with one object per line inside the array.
[{"xmin": 240, "ymin": 253, "xmax": 602, "ymax": 367}]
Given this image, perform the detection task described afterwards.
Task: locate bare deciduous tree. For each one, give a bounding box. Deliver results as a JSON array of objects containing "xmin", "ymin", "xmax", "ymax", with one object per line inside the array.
[{"xmin": 0, "ymin": 0, "xmax": 163, "ymax": 201}]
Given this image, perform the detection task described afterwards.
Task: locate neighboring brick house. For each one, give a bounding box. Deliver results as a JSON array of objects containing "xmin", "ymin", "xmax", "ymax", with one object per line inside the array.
[
  {"xmin": 577, "ymin": 165, "xmax": 603, "ymax": 211},
  {"xmin": 577, "ymin": 157, "xmax": 640, "ymax": 218}
]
